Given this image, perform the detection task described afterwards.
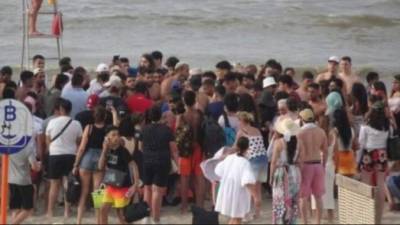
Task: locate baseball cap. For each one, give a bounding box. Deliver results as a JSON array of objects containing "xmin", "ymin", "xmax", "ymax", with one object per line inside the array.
[
  {"xmin": 328, "ymin": 56, "xmax": 339, "ymax": 64},
  {"xmin": 189, "ymin": 68, "xmax": 202, "ymax": 76},
  {"xmin": 263, "ymin": 76, "xmax": 277, "ymax": 88},
  {"xmin": 96, "ymin": 63, "xmax": 109, "ymax": 73},
  {"xmin": 104, "ymin": 75, "xmax": 122, "ymax": 88},
  {"xmin": 299, "ymin": 108, "xmax": 315, "ymax": 122},
  {"xmin": 86, "ymin": 94, "xmax": 99, "ymax": 109}
]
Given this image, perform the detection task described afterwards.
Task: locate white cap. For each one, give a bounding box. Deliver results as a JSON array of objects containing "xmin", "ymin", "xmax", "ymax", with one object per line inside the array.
[
  {"xmin": 104, "ymin": 75, "xmax": 122, "ymax": 88},
  {"xmin": 96, "ymin": 63, "xmax": 109, "ymax": 73},
  {"xmin": 189, "ymin": 68, "xmax": 202, "ymax": 76},
  {"xmin": 33, "ymin": 68, "xmax": 43, "ymax": 75},
  {"xmin": 328, "ymin": 56, "xmax": 339, "ymax": 64},
  {"xmin": 263, "ymin": 76, "xmax": 277, "ymax": 88}
]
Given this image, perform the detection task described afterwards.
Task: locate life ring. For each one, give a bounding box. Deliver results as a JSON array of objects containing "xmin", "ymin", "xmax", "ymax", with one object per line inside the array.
[{"xmin": 51, "ymin": 13, "xmax": 63, "ymax": 37}]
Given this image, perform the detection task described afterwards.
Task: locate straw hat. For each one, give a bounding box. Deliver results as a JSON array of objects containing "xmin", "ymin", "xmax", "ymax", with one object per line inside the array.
[
  {"xmin": 200, "ymin": 147, "xmax": 226, "ymax": 182},
  {"xmin": 275, "ymin": 118, "xmax": 300, "ymax": 138}
]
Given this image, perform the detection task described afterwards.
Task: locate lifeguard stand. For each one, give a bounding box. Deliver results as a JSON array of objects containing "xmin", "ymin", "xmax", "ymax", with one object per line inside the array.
[{"xmin": 21, "ymin": 0, "xmax": 63, "ymax": 70}]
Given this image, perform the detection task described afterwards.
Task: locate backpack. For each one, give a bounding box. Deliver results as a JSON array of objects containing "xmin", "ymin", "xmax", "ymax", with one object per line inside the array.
[
  {"xmin": 202, "ymin": 116, "xmax": 226, "ymax": 158},
  {"xmin": 222, "ymin": 112, "xmax": 236, "ymax": 147},
  {"xmin": 175, "ymin": 117, "xmax": 194, "ymax": 158}
]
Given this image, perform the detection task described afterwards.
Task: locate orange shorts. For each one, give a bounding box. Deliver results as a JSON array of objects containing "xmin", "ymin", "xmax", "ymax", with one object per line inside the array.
[
  {"xmin": 335, "ymin": 151, "xmax": 356, "ymax": 176},
  {"xmin": 102, "ymin": 186, "xmax": 130, "ymax": 208},
  {"xmin": 179, "ymin": 144, "xmax": 203, "ymax": 176}
]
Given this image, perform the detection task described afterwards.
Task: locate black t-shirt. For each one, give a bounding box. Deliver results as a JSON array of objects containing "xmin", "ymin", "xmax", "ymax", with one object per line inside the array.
[
  {"xmin": 141, "ymin": 123, "xmax": 174, "ymax": 165},
  {"xmin": 106, "ymin": 146, "xmax": 133, "ymax": 187},
  {"xmin": 75, "ymin": 110, "xmax": 93, "ymax": 130},
  {"xmin": 75, "ymin": 110, "xmax": 113, "ymax": 130}
]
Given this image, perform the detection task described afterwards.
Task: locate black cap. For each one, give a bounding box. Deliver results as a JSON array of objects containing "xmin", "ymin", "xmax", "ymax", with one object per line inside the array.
[{"xmin": 394, "ymin": 74, "xmax": 400, "ymax": 81}]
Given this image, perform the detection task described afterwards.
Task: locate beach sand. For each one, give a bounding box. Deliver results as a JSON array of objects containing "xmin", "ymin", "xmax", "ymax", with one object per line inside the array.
[{"xmin": 16, "ymin": 193, "xmax": 400, "ymax": 224}]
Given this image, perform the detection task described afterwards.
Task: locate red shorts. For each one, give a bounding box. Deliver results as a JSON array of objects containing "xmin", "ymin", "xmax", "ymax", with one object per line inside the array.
[
  {"xmin": 300, "ymin": 163, "xmax": 325, "ymax": 198},
  {"xmin": 179, "ymin": 144, "xmax": 203, "ymax": 176}
]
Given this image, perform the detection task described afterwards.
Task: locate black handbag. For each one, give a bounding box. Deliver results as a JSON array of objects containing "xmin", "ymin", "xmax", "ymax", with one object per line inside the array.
[
  {"xmin": 123, "ymin": 201, "xmax": 150, "ymax": 223},
  {"xmin": 388, "ymin": 129, "xmax": 400, "ymax": 160},
  {"xmin": 66, "ymin": 174, "xmax": 81, "ymax": 204},
  {"xmin": 192, "ymin": 206, "xmax": 219, "ymax": 225},
  {"xmin": 103, "ymin": 168, "xmax": 127, "ymax": 187}
]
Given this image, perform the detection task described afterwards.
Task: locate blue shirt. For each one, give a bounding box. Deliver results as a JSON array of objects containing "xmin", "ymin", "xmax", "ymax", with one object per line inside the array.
[{"xmin": 61, "ymin": 86, "xmax": 89, "ymax": 118}]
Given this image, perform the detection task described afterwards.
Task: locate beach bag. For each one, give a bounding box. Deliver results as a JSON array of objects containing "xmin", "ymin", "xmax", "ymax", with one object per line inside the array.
[
  {"xmin": 103, "ymin": 168, "xmax": 127, "ymax": 187},
  {"xmin": 388, "ymin": 129, "xmax": 400, "ymax": 160},
  {"xmin": 202, "ymin": 116, "xmax": 226, "ymax": 158},
  {"xmin": 222, "ymin": 112, "xmax": 236, "ymax": 147},
  {"xmin": 124, "ymin": 201, "xmax": 150, "ymax": 223},
  {"xmin": 91, "ymin": 185, "xmax": 105, "ymax": 209},
  {"xmin": 191, "ymin": 205, "xmax": 219, "ymax": 225},
  {"xmin": 175, "ymin": 118, "xmax": 194, "ymax": 158},
  {"xmin": 66, "ymin": 174, "xmax": 81, "ymax": 204}
]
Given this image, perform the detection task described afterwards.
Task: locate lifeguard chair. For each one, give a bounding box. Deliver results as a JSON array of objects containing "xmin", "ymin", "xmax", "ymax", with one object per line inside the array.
[{"xmin": 21, "ymin": 0, "xmax": 63, "ymax": 70}]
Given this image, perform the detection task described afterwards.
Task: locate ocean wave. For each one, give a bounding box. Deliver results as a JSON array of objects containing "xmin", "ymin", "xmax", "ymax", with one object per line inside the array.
[
  {"xmin": 67, "ymin": 14, "xmax": 140, "ymax": 25},
  {"xmin": 66, "ymin": 13, "xmax": 249, "ymax": 28},
  {"xmin": 312, "ymin": 14, "xmax": 400, "ymax": 28}
]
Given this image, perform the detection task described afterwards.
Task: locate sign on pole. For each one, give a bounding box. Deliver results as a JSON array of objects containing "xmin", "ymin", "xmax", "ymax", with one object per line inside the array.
[
  {"xmin": 0, "ymin": 99, "xmax": 33, "ymax": 224},
  {"xmin": 0, "ymin": 99, "xmax": 33, "ymax": 154}
]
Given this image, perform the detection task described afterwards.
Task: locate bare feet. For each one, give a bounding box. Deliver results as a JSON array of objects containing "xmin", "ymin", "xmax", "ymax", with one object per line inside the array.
[{"xmin": 29, "ymin": 31, "xmax": 44, "ymax": 37}]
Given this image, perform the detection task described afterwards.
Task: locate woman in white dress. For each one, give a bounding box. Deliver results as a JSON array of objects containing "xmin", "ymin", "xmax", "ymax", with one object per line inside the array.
[
  {"xmin": 236, "ymin": 111, "xmax": 268, "ymax": 219},
  {"xmin": 215, "ymin": 137, "xmax": 257, "ymax": 224}
]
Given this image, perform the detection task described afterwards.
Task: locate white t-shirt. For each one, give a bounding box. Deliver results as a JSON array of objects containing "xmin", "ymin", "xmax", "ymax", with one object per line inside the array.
[
  {"xmin": 87, "ymin": 79, "xmax": 104, "ymax": 95},
  {"xmin": 358, "ymin": 125, "xmax": 389, "ymax": 151},
  {"xmin": 218, "ymin": 115, "xmax": 240, "ymax": 132},
  {"xmin": 46, "ymin": 116, "xmax": 82, "ymax": 156}
]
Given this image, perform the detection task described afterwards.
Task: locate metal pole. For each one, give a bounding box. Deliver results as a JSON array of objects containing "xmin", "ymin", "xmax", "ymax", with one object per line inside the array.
[{"xmin": 21, "ymin": 0, "xmax": 26, "ymax": 70}]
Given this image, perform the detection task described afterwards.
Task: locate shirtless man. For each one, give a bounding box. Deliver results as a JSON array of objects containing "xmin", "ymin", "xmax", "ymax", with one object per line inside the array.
[
  {"xmin": 307, "ymin": 83, "xmax": 327, "ymax": 128},
  {"xmin": 297, "ymin": 71, "xmax": 314, "ymax": 101},
  {"xmin": 316, "ymin": 56, "xmax": 339, "ymax": 83},
  {"xmin": 176, "ymin": 90, "xmax": 205, "ymax": 212},
  {"xmin": 29, "ymin": 0, "xmax": 43, "ymax": 36},
  {"xmin": 188, "ymin": 74, "xmax": 209, "ymax": 112},
  {"xmin": 160, "ymin": 63, "xmax": 189, "ymax": 99},
  {"xmin": 297, "ymin": 108, "xmax": 328, "ymax": 225},
  {"xmin": 338, "ymin": 56, "xmax": 360, "ymax": 95}
]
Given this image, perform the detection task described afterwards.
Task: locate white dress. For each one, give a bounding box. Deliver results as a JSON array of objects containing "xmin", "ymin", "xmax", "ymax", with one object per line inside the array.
[{"xmin": 215, "ymin": 154, "xmax": 256, "ymax": 218}]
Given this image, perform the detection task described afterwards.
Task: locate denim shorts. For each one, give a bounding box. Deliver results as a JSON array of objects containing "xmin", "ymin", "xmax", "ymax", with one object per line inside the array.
[
  {"xmin": 249, "ymin": 155, "xmax": 268, "ymax": 182},
  {"xmin": 387, "ymin": 176, "xmax": 400, "ymax": 200},
  {"xmin": 80, "ymin": 148, "xmax": 102, "ymax": 171}
]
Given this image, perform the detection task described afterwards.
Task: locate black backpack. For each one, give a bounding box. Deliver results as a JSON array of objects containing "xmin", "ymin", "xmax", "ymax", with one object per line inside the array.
[{"xmin": 202, "ymin": 116, "xmax": 226, "ymax": 159}]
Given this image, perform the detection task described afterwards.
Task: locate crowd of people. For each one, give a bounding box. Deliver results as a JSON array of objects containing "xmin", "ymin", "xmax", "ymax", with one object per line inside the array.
[{"xmin": 1, "ymin": 52, "xmax": 400, "ymax": 224}]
